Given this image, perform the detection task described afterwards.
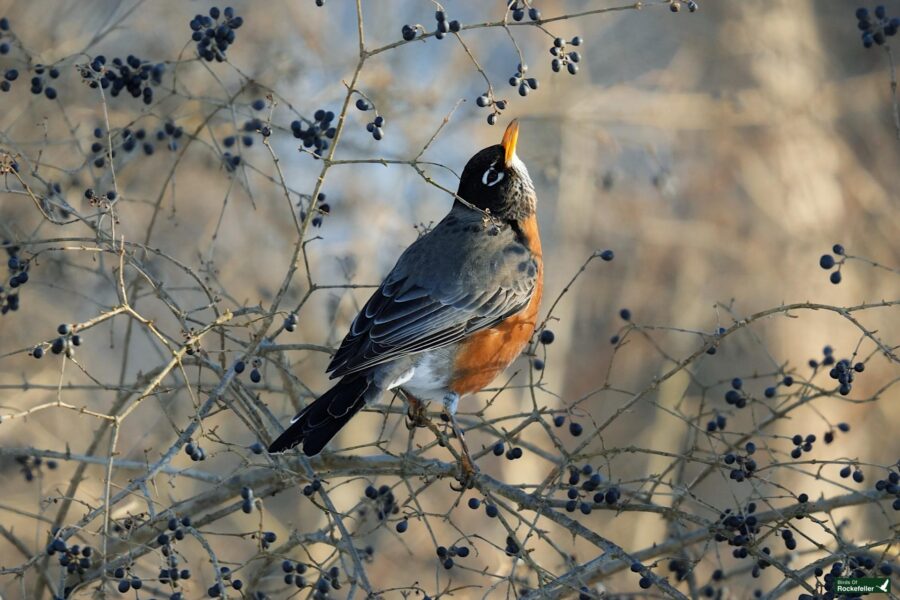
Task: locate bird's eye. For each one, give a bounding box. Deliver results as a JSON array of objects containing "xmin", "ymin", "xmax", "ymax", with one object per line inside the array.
[{"xmin": 482, "ymin": 167, "xmax": 505, "ymax": 187}]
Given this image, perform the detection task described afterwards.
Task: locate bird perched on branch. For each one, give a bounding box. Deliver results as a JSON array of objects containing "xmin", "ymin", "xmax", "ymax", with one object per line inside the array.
[{"xmin": 268, "ymin": 120, "xmax": 542, "ymax": 486}]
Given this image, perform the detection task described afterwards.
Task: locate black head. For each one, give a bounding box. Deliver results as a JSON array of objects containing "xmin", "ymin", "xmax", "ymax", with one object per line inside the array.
[{"xmin": 456, "ymin": 120, "xmax": 536, "ymax": 220}]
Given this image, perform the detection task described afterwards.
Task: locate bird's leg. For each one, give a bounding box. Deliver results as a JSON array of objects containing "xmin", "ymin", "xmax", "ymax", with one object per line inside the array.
[
  {"xmin": 443, "ymin": 392, "xmax": 477, "ymax": 489},
  {"xmin": 403, "ymin": 390, "xmax": 430, "ymax": 429}
]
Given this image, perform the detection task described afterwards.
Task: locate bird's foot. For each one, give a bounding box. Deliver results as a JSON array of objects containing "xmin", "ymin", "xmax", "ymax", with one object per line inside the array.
[
  {"xmin": 451, "ymin": 450, "xmax": 479, "ymax": 490},
  {"xmin": 404, "ymin": 394, "xmax": 430, "ymax": 430},
  {"xmin": 445, "ymin": 394, "xmax": 477, "ymax": 490}
]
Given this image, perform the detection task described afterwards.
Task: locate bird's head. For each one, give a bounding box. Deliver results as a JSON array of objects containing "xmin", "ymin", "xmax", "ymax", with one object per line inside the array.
[{"xmin": 456, "ymin": 120, "xmax": 536, "ymax": 220}]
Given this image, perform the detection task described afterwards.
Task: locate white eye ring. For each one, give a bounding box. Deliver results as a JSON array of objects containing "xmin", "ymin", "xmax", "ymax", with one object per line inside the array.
[{"xmin": 482, "ymin": 168, "xmax": 504, "ymax": 187}]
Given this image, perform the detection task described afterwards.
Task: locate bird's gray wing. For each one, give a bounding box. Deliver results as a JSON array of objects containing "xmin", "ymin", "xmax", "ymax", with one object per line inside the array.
[{"xmin": 326, "ymin": 209, "xmax": 538, "ymax": 378}]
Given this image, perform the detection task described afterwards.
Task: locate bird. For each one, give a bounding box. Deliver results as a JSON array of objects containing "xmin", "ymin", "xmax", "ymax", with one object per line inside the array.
[{"xmin": 268, "ymin": 120, "xmax": 542, "ymax": 484}]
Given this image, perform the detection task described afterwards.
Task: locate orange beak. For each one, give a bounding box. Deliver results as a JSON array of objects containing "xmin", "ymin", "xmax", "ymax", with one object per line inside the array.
[{"xmin": 501, "ymin": 119, "xmax": 519, "ymax": 167}]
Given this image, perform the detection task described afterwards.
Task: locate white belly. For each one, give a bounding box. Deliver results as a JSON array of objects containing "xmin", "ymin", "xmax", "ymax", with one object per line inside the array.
[{"xmin": 389, "ymin": 350, "xmax": 453, "ymax": 402}]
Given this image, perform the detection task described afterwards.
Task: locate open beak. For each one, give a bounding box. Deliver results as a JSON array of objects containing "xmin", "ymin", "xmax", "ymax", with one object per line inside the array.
[{"xmin": 501, "ymin": 119, "xmax": 519, "ymax": 167}]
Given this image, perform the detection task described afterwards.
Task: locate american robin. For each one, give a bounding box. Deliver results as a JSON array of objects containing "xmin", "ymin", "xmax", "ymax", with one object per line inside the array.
[{"xmin": 268, "ymin": 120, "xmax": 542, "ymax": 483}]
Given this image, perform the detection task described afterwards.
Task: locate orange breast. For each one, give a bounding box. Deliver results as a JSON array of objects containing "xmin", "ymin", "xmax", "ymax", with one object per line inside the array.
[{"xmin": 449, "ymin": 214, "xmax": 543, "ymax": 396}]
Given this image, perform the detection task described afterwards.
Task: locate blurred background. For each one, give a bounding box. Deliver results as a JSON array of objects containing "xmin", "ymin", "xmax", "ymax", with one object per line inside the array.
[{"xmin": 1, "ymin": 0, "xmax": 898, "ymax": 598}]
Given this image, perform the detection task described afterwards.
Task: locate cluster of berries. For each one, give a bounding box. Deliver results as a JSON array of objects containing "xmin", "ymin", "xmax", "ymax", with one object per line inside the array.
[
  {"xmin": 823, "ymin": 421, "xmax": 850, "ymax": 444},
  {"xmin": 234, "ymin": 358, "xmax": 263, "ymax": 383},
  {"xmin": 874, "ymin": 469, "xmax": 900, "ymax": 510},
  {"xmin": 363, "ymin": 484, "xmax": 400, "ymax": 521},
  {"xmin": 839, "ymin": 463, "xmax": 865, "ymax": 483},
  {"xmin": 240, "ymin": 486, "xmax": 256, "ymax": 513},
  {"xmin": 433, "ymin": 9, "xmax": 461, "ymax": 40},
  {"xmin": 666, "ymin": 558, "xmax": 693, "ymax": 582},
  {"xmin": 301, "ymin": 478, "xmax": 323, "ymax": 496},
  {"xmin": 258, "ymin": 530, "xmax": 277, "ymax": 550},
  {"xmin": 153, "ymin": 121, "xmax": 184, "ymax": 152},
  {"xmin": 400, "ymin": 23, "xmax": 419, "ymax": 41},
  {"xmin": 222, "ymin": 150, "xmax": 241, "ymax": 172},
  {"xmin": 629, "ymin": 561, "xmax": 656, "ymax": 590},
  {"xmin": 706, "ymin": 412, "xmax": 727, "ymax": 432},
  {"xmin": 561, "ymin": 464, "xmax": 620, "ymax": 514},
  {"xmin": 281, "ymin": 559, "xmax": 311, "ymax": 589},
  {"xmin": 81, "ymin": 55, "xmax": 164, "ymax": 105},
  {"xmin": 810, "ymin": 344, "xmax": 838, "ymax": 370},
  {"xmin": 722, "ymin": 442, "xmax": 758, "ymax": 482},
  {"xmin": 83, "ymin": 188, "xmax": 119, "ymax": 213},
  {"xmin": 857, "ymin": 6, "xmax": 899, "ymax": 47},
  {"xmin": 224, "ymin": 117, "xmax": 265, "ymax": 151},
  {"xmin": 89, "ymin": 126, "xmax": 156, "ymax": 167},
  {"xmin": 46, "ymin": 536, "xmax": 93, "ymax": 575},
  {"xmin": 364, "ymin": 114, "xmax": 385, "ymax": 141},
  {"xmin": 184, "ymin": 439, "xmax": 207, "ymax": 462},
  {"xmin": 0, "ymin": 66, "xmax": 17, "ymax": 92},
  {"xmin": 550, "ymin": 36, "xmax": 582, "ymax": 75},
  {"xmin": 0, "ymin": 20, "xmax": 52, "ymax": 98},
  {"xmin": 0, "ymin": 31, "xmax": 56, "ymax": 96},
  {"xmin": 190, "ymin": 7, "xmax": 243, "ymax": 62},
  {"xmin": 156, "ymin": 517, "xmax": 189, "ymax": 550},
  {"xmin": 828, "ymin": 357, "xmax": 863, "ymax": 395},
  {"xmin": 436, "ymin": 543, "xmax": 470, "ymax": 569},
  {"xmin": 206, "ymin": 566, "xmax": 245, "ymax": 597},
  {"xmin": 724, "ymin": 377, "xmax": 749, "ymax": 408},
  {"xmin": 552, "ymin": 413, "xmax": 583, "ymax": 436},
  {"xmin": 16, "ymin": 455, "xmax": 57, "ymax": 481},
  {"xmin": 0, "ymin": 16, "xmax": 9, "ymax": 54},
  {"xmin": 491, "ymin": 440, "xmax": 524, "ymax": 460},
  {"xmin": 788, "ymin": 433, "xmax": 818, "ymax": 459},
  {"xmin": 2, "ymin": 242, "xmax": 27, "ymax": 314},
  {"xmin": 157, "ymin": 519, "xmax": 194, "ymax": 597},
  {"xmin": 36, "ymin": 323, "xmax": 83, "ymax": 359},
  {"xmin": 26, "ymin": 64, "xmax": 61, "ymax": 99},
  {"xmin": 507, "ymin": 1, "xmax": 542, "ymax": 22},
  {"xmin": 466, "ymin": 496, "xmax": 500, "ymax": 518},
  {"xmin": 111, "ymin": 568, "xmax": 146, "ymax": 593},
  {"xmin": 475, "ymin": 92, "xmax": 508, "ymax": 126},
  {"xmin": 712, "ymin": 503, "xmax": 768, "ymax": 563},
  {"xmin": 298, "ymin": 192, "xmax": 330, "ymax": 227},
  {"xmin": 509, "ymin": 63, "xmax": 538, "ymax": 97},
  {"xmin": 291, "ymin": 109, "xmax": 336, "ymax": 158},
  {"xmin": 283, "ymin": 566, "xmax": 341, "ymax": 597},
  {"xmin": 818, "ymin": 243, "xmax": 847, "ymax": 284},
  {"xmin": 354, "ymin": 97, "xmax": 387, "ymax": 140},
  {"xmin": 314, "ymin": 570, "xmax": 343, "ymax": 596}
]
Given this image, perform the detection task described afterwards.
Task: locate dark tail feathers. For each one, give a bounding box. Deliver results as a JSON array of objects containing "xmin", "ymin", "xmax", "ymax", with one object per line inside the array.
[{"xmin": 268, "ymin": 375, "xmax": 372, "ymax": 456}]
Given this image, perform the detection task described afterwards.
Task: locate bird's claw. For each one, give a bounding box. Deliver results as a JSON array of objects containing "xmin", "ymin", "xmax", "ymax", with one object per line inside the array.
[
  {"xmin": 451, "ymin": 452, "xmax": 478, "ymax": 490},
  {"xmin": 405, "ymin": 397, "xmax": 430, "ymax": 430}
]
